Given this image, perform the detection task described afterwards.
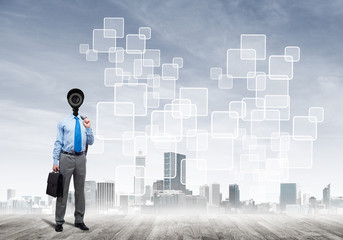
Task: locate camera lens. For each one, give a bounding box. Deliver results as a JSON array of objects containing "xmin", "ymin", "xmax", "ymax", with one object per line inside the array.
[
  {"xmin": 67, "ymin": 88, "xmax": 84, "ymax": 109},
  {"xmin": 72, "ymin": 95, "xmax": 80, "ymax": 104}
]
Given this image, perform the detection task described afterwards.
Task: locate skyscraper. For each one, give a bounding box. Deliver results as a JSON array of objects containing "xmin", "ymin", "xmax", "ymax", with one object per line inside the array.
[
  {"xmin": 199, "ymin": 185, "xmax": 210, "ymax": 203},
  {"xmin": 153, "ymin": 180, "xmax": 164, "ymax": 191},
  {"xmin": 164, "ymin": 152, "xmax": 186, "ymax": 192},
  {"xmin": 323, "ymin": 184, "xmax": 330, "ymax": 208},
  {"xmin": 143, "ymin": 185, "xmax": 152, "ymax": 203},
  {"xmin": 229, "ymin": 184, "xmax": 240, "ymax": 207},
  {"xmin": 97, "ymin": 181, "xmax": 115, "ymax": 213},
  {"xmin": 210, "ymin": 183, "xmax": 220, "ymax": 206},
  {"xmin": 134, "ymin": 151, "xmax": 145, "ymax": 205},
  {"xmin": 7, "ymin": 189, "xmax": 15, "ymax": 201},
  {"xmin": 280, "ymin": 183, "xmax": 297, "ymax": 210}
]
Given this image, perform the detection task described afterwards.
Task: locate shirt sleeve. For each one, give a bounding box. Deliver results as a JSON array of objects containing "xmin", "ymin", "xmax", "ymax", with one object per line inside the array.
[
  {"xmin": 52, "ymin": 121, "xmax": 64, "ymax": 165},
  {"xmin": 86, "ymin": 127, "xmax": 95, "ymax": 145}
]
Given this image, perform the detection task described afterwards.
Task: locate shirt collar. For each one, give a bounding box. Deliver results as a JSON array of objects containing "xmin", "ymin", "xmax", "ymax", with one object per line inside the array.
[{"xmin": 69, "ymin": 113, "xmax": 81, "ymax": 119}]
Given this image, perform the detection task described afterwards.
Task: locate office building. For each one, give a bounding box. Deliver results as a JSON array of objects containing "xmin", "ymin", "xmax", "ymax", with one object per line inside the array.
[
  {"xmin": 7, "ymin": 189, "xmax": 16, "ymax": 201},
  {"xmin": 309, "ymin": 196, "xmax": 317, "ymax": 209},
  {"xmin": 323, "ymin": 184, "xmax": 330, "ymax": 208},
  {"xmin": 134, "ymin": 151, "xmax": 146, "ymax": 205},
  {"xmin": 97, "ymin": 181, "xmax": 115, "ymax": 213},
  {"xmin": 229, "ymin": 184, "xmax": 240, "ymax": 207},
  {"xmin": 164, "ymin": 152, "xmax": 186, "ymax": 192},
  {"xmin": 33, "ymin": 196, "xmax": 41, "ymax": 205},
  {"xmin": 280, "ymin": 183, "xmax": 297, "ymax": 210},
  {"xmin": 210, "ymin": 183, "xmax": 220, "ymax": 206},
  {"xmin": 143, "ymin": 185, "xmax": 152, "ymax": 203},
  {"xmin": 303, "ymin": 192, "xmax": 311, "ymax": 205},
  {"xmin": 199, "ymin": 185, "xmax": 209, "ymax": 203},
  {"xmin": 153, "ymin": 180, "xmax": 164, "ymax": 191},
  {"xmin": 153, "ymin": 190, "xmax": 186, "ymax": 210}
]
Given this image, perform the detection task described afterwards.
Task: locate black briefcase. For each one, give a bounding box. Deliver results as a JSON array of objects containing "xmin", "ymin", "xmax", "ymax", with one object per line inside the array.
[{"xmin": 46, "ymin": 172, "xmax": 63, "ymax": 198}]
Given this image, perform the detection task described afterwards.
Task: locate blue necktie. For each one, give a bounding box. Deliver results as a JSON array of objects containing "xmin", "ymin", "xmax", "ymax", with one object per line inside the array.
[{"xmin": 74, "ymin": 116, "xmax": 82, "ymax": 153}]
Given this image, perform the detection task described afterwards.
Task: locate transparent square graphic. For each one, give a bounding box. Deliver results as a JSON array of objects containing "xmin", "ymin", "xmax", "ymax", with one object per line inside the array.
[
  {"xmin": 104, "ymin": 17, "xmax": 124, "ymax": 38},
  {"xmin": 240, "ymin": 34, "xmax": 266, "ymax": 60},
  {"xmin": 86, "ymin": 49, "xmax": 98, "ymax": 61},
  {"xmin": 79, "ymin": 44, "xmax": 89, "ymax": 54},
  {"xmin": 173, "ymin": 57, "xmax": 183, "ymax": 68},
  {"xmin": 139, "ymin": 27, "xmax": 151, "ymax": 40},
  {"xmin": 210, "ymin": 67, "xmax": 222, "ymax": 80},
  {"xmin": 284, "ymin": 46, "xmax": 300, "ymax": 62},
  {"xmin": 308, "ymin": 107, "xmax": 324, "ymax": 123},
  {"xmin": 126, "ymin": 34, "xmax": 146, "ymax": 54},
  {"xmin": 93, "ymin": 29, "xmax": 116, "ymax": 53}
]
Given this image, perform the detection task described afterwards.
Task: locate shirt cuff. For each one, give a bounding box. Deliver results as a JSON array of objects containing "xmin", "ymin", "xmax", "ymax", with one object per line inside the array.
[
  {"xmin": 53, "ymin": 159, "xmax": 59, "ymax": 165},
  {"xmin": 86, "ymin": 128, "xmax": 93, "ymax": 134}
]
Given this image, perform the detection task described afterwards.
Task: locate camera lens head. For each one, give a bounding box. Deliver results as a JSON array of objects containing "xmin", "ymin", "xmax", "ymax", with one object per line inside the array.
[{"xmin": 67, "ymin": 88, "xmax": 84, "ymax": 109}]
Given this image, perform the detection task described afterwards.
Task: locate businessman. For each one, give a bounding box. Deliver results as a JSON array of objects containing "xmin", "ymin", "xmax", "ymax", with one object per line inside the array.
[{"xmin": 52, "ymin": 89, "xmax": 94, "ymax": 232}]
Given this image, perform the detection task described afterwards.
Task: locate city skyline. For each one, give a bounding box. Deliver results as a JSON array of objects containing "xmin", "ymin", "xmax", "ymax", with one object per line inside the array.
[
  {"xmin": 2, "ymin": 180, "xmax": 337, "ymax": 215},
  {"xmin": 1, "ymin": 148, "xmax": 335, "ymax": 209},
  {"xmin": 0, "ymin": 150, "xmax": 338, "ymax": 203}
]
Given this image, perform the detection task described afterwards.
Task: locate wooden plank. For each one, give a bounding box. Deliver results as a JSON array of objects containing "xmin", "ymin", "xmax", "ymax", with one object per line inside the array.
[
  {"xmin": 2, "ymin": 214, "xmax": 343, "ymax": 239},
  {"xmin": 146, "ymin": 215, "xmax": 170, "ymax": 240}
]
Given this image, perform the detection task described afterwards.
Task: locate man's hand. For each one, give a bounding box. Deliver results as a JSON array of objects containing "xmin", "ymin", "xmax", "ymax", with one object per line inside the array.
[
  {"xmin": 53, "ymin": 164, "xmax": 60, "ymax": 172},
  {"xmin": 83, "ymin": 118, "xmax": 91, "ymax": 128}
]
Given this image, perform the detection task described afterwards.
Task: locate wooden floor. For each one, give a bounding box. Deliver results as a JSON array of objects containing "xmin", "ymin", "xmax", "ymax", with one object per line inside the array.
[{"xmin": 1, "ymin": 214, "xmax": 343, "ymax": 239}]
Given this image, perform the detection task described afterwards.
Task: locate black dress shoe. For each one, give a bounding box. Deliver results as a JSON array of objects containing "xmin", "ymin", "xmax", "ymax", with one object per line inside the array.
[
  {"xmin": 74, "ymin": 222, "xmax": 89, "ymax": 231},
  {"xmin": 55, "ymin": 224, "xmax": 63, "ymax": 232}
]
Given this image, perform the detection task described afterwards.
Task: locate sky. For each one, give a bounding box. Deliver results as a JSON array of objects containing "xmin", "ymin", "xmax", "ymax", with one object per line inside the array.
[{"xmin": 0, "ymin": 0, "xmax": 343, "ymax": 203}]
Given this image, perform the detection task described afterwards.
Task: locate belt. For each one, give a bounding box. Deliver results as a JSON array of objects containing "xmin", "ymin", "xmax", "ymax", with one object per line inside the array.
[{"xmin": 61, "ymin": 150, "xmax": 84, "ymax": 156}]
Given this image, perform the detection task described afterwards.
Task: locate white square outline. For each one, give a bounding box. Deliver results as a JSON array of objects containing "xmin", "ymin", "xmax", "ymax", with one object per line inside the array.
[
  {"xmin": 103, "ymin": 17, "xmax": 124, "ymax": 38},
  {"xmin": 126, "ymin": 34, "xmax": 146, "ymax": 54},
  {"xmin": 268, "ymin": 55, "xmax": 294, "ymax": 80},
  {"xmin": 240, "ymin": 34, "xmax": 266, "ymax": 60}
]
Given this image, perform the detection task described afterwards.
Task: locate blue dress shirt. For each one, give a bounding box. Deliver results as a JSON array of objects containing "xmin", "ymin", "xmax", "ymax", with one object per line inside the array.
[{"xmin": 53, "ymin": 113, "xmax": 94, "ymax": 165}]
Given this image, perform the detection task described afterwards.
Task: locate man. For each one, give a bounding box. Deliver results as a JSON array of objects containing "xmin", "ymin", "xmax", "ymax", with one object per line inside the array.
[{"xmin": 52, "ymin": 89, "xmax": 94, "ymax": 232}]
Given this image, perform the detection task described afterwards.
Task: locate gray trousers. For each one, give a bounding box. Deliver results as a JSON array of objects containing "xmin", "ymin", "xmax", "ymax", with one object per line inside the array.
[{"xmin": 55, "ymin": 153, "xmax": 86, "ymax": 225}]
